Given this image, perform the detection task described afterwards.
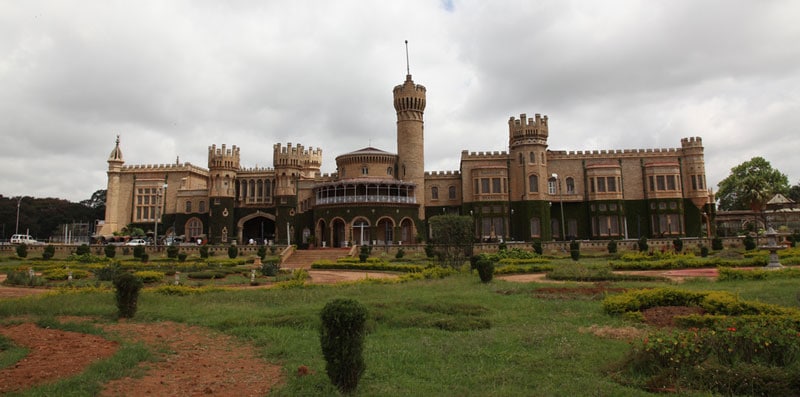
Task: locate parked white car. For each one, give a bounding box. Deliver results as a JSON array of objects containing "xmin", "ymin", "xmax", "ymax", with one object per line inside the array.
[
  {"xmin": 125, "ymin": 238, "xmax": 148, "ymax": 246},
  {"xmin": 10, "ymin": 234, "xmax": 40, "ymax": 245}
]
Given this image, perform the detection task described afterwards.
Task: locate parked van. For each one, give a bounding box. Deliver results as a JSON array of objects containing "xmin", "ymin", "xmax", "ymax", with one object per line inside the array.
[{"xmin": 10, "ymin": 234, "xmax": 39, "ymax": 245}]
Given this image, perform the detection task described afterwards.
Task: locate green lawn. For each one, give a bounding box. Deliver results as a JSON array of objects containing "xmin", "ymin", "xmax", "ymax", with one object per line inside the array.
[{"xmin": 1, "ymin": 251, "xmax": 799, "ymax": 396}]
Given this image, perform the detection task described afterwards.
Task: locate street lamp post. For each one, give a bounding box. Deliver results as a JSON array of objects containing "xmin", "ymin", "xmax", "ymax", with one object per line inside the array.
[
  {"xmin": 552, "ymin": 174, "xmax": 566, "ymax": 241},
  {"xmin": 15, "ymin": 196, "xmax": 23, "ymax": 235},
  {"xmin": 154, "ymin": 183, "xmax": 167, "ymax": 249}
]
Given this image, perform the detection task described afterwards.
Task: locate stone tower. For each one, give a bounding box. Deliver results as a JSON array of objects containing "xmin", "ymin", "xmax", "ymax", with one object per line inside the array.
[
  {"xmin": 394, "ymin": 74, "xmax": 426, "ymax": 219},
  {"xmin": 508, "ymin": 113, "xmax": 549, "ymax": 200},
  {"xmin": 99, "ymin": 136, "xmax": 125, "ymax": 236},
  {"xmin": 207, "ymin": 144, "xmax": 240, "ymax": 244},
  {"xmin": 680, "ymin": 137, "xmax": 710, "ymax": 209}
]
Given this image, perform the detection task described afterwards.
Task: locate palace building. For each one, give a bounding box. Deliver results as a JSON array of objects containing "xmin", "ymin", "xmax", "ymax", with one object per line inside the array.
[{"xmin": 97, "ymin": 72, "xmax": 713, "ymax": 246}]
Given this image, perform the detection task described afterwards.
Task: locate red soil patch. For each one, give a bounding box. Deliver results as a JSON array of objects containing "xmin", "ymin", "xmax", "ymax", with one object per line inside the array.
[
  {"xmin": 0, "ymin": 323, "xmax": 119, "ymax": 393},
  {"xmin": 0, "ymin": 319, "xmax": 283, "ymax": 396},
  {"xmin": 641, "ymin": 306, "xmax": 706, "ymax": 327}
]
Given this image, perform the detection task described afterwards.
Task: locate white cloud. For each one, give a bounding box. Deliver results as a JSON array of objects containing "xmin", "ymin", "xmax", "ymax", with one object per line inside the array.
[{"xmin": 1, "ymin": 0, "xmax": 799, "ymax": 201}]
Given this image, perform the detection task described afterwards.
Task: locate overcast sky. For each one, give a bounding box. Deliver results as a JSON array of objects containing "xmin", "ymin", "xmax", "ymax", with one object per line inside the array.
[{"xmin": 2, "ymin": 0, "xmax": 799, "ymax": 203}]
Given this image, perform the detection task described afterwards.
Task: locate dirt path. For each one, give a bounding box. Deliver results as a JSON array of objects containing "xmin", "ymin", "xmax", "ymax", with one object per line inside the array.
[
  {"xmin": 99, "ymin": 321, "xmax": 282, "ymax": 397},
  {"xmin": 0, "ymin": 322, "xmax": 119, "ymax": 394}
]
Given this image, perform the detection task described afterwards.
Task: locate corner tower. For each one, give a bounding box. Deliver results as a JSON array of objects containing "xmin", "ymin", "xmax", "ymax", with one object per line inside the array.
[
  {"xmin": 394, "ymin": 73, "xmax": 426, "ymax": 219},
  {"xmin": 207, "ymin": 144, "xmax": 240, "ymax": 244},
  {"xmin": 509, "ymin": 113, "xmax": 549, "ymax": 200},
  {"xmin": 98, "ymin": 136, "xmax": 125, "ymax": 236}
]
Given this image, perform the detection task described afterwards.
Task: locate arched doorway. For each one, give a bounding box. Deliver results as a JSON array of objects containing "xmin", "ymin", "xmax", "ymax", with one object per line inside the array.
[
  {"xmin": 238, "ymin": 212, "xmax": 276, "ymax": 244},
  {"xmin": 332, "ymin": 218, "xmax": 347, "ymax": 248},
  {"xmin": 376, "ymin": 217, "xmax": 395, "ymax": 245},
  {"xmin": 316, "ymin": 219, "xmax": 328, "ymax": 248},
  {"xmin": 399, "ymin": 218, "xmax": 415, "ymax": 244},
  {"xmin": 351, "ymin": 218, "xmax": 371, "ymax": 245}
]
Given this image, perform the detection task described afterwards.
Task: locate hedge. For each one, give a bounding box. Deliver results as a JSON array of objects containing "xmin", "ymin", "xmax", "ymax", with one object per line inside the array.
[
  {"xmin": 312, "ymin": 260, "xmax": 424, "ymax": 273},
  {"xmin": 602, "ymin": 288, "xmax": 799, "ymax": 317}
]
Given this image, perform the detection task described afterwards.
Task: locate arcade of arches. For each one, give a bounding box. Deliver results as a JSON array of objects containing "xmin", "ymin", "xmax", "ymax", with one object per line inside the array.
[{"xmin": 316, "ymin": 217, "xmax": 415, "ymax": 248}]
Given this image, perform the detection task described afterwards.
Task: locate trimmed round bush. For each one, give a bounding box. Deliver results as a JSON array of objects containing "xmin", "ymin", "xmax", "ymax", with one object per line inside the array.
[
  {"xmin": 113, "ymin": 272, "xmax": 143, "ymax": 318},
  {"xmin": 228, "ymin": 245, "xmax": 238, "ymax": 259},
  {"xmin": 320, "ymin": 298, "xmax": 368, "ymax": 394},
  {"xmin": 104, "ymin": 244, "xmax": 116, "ymax": 258},
  {"xmin": 475, "ymin": 256, "xmax": 494, "ymax": 283}
]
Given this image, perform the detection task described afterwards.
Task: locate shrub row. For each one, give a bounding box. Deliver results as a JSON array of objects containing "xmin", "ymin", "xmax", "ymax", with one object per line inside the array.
[
  {"xmin": 609, "ymin": 256, "xmax": 766, "ymax": 271},
  {"xmin": 718, "ymin": 266, "xmax": 800, "ymax": 281},
  {"xmin": 41, "ymin": 268, "xmax": 91, "ymax": 281},
  {"xmin": 312, "ymin": 260, "xmax": 424, "ymax": 273},
  {"xmin": 493, "ymin": 264, "xmax": 554, "ymax": 275},
  {"xmin": 603, "ymin": 288, "xmax": 799, "ymax": 316},
  {"xmin": 133, "ymin": 270, "xmax": 165, "ymax": 283}
]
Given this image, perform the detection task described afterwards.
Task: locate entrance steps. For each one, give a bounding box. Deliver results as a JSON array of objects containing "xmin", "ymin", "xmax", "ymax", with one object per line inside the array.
[{"xmin": 282, "ymin": 248, "xmax": 352, "ymax": 269}]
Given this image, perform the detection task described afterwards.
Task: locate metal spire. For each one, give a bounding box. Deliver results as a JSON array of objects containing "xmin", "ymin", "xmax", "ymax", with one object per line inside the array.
[{"xmin": 405, "ymin": 40, "xmax": 410, "ymax": 75}]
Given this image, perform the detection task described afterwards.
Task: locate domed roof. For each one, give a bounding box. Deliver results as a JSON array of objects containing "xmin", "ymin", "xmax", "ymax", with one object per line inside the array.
[{"xmin": 340, "ymin": 147, "xmax": 394, "ymax": 156}]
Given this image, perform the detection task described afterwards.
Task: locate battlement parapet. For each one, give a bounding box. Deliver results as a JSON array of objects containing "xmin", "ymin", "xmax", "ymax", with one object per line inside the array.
[
  {"xmin": 238, "ymin": 166, "xmax": 275, "ymax": 173},
  {"xmin": 121, "ymin": 162, "xmax": 209, "ymax": 175},
  {"xmin": 461, "ymin": 150, "xmax": 509, "ymax": 160},
  {"xmin": 547, "ymin": 146, "xmax": 688, "ymax": 160},
  {"xmin": 681, "ymin": 136, "xmax": 703, "ymax": 147},
  {"xmin": 208, "ymin": 144, "xmax": 241, "ymax": 170},
  {"xmin": 509, "ymin": 113, "xmax": 549, "ymax": 142},
  {"xmin": 424, "ymin": 170, "xmax": 461, "ymax": 178},
  {"xmin": 273, "ymin": 142, "xmax": 323, "ymax": 168}
]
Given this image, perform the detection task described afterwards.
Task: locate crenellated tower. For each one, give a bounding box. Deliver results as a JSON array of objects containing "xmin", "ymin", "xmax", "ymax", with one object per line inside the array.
[
  {"xmin": 207, "ymin": 144, "xmax": 240, "ymax": 243},
  {"xmin": 394, "ymin": 73, "xmax": 426, "ymax": 219},
  {"xmin": 508, "ymin": 113, "xmax": 549, "ymax": 200},
  {"xmin": 680, "ymin": 137, "xmax": 711, "ymax": 209}
]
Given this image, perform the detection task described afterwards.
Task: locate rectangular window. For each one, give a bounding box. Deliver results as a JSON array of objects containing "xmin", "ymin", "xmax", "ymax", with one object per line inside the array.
[
  {"xmin": 691, "ymin": 175, "xmax": 697, "ymax": 190},
  {"xmin": 698, "ymin": 175, "xmax": 705, "ymax": 190},
  {"xmin": 185, "ymin": 201, "xmax": 192, "ymax": 213},
  {"xmin": 667, "ymin": 175, "xmax": 676, "ymax": 190},
  {"xmin": 597, "ymin": 177, "xmax": 606, "ymax": 192},
  {"xmin": 199, "ymin": 201, "xmax": 206, "ymax": 213},
  {"xmin": 530, "ymin": 217, "xmax": 541, "ymax": 237},
  {"xmin": 590, "ymin": 178, "xmax": 595, "ymax": 193},
  {"xmin": 474, "ymin": 179, "xmax": 479, "ymax": 195},
  {"xmin": 492, "ymin": 178, "xmax": 501, "ymax": 193},
  {"xmin": 606, "ymin": 177, "xmax": 616, "ymax": 192},
  {"xmin": 649, "ymin": 176, "xmax": 655, "ymax": 191},
  {"xmin": 481, "ymin": 178, "xmax": 490, "ymax": 194},
  {"xmin": 656, "ymin": 175, "xmax": 666, "ymax": 191}
]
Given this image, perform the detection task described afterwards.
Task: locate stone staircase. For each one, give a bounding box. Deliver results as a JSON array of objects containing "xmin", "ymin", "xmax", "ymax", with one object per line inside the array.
[{"xmin": 281, "ymin": 248, "xmax": 352, "ymax": 269}]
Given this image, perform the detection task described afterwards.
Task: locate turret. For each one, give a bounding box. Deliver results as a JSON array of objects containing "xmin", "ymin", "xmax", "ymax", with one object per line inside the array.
[
  {"xmin": 207, "ymin": 144, "xmax": 240, "ymax": 244},
  {"xmin": 394, "ymin": 74, "xmax": 426, "ymax": 218},
  {"xmin": 99, "ymin": 135, "xmax": 125, "ymax": 236},
  {"xmin": 508, "ymin": 114, "xmax": 549, "ymax": 201}
]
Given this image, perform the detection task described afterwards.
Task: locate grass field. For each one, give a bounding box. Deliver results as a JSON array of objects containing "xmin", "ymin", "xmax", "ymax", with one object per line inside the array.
[{"xmin": 0, "ymin": 250, "xmax": 799, "ymax": 396}]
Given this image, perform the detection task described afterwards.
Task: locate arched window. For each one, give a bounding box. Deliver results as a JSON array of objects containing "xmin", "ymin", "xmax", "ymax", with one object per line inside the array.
[
  {"xmin": 528, "ymin": 175, "xmax": 539, "ymax": 193},
  {"xmin": 566, "ymin": 177, "xmax": 575, "ymax": 194},
  {"xmin": 431, "ymin": 186, "xmax": 439, "ymax": 200},
  {"xmin": 199, "ymin": 201, "xmax": 206, "ymax": 213},
  {"xmin": 387, "ymin": 167, "xmax": 393, "ymax": 176},
  {"xmin": 530, "ymin": 152, "xmax": 536, "ymax": 163},
  {"xmin": 548, "ymin": 177, "xmax": 557, "ymax": 195},
  {"xmin": 518, "ymin": 153, "xmax": 524, "ymax": 165},
  {"xmin": 185, "ymin": 218, "xmax": 203, "ymax": 239},
  {"xmin": 185, "ymin": 200, "xmax": 192, "ymax": 213},
  {"xmin": 448, "ymin": 186, "xmax": 456, "ymax": 200}
]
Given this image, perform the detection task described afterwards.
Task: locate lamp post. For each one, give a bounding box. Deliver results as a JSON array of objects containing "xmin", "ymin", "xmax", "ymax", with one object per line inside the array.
[
  {"xmin": 552, "ymin": 174, "xmax": 565, "ymax": 241},
  {"xmin": 154, "ymin": 183, "xmax": 167, "ymax": 248},
  {"xmin": 15, "ymin": 196, "xmax": 23, "ymax": 235}
]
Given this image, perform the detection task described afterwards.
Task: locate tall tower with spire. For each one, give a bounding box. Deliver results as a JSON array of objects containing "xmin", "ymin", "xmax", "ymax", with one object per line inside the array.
[
  {"xmin": 394, "ymin": 41, "xmax": 427, "ymax": 219},
  {"xmin": 98, "ymin": 136, "xmax": 125, "ymax": 236}
]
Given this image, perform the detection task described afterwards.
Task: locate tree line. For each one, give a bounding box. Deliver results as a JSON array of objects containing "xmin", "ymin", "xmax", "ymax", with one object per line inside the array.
[{"xmin": 0, "ymin": 190, "xmax": 105, "ymax": 240}]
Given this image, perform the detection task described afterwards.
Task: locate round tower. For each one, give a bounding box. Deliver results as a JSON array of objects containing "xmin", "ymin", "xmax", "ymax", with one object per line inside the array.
[
  {"xmin": 207, "ymin": 144, "xmax": 240, "ymax": 244},
  {"xmin": 394, "ymin": 74, "xmax": 426, "ymax": 219},
  {"xmin": 508, "ymin": 113, "xmax": 549, "ymax": 200}
]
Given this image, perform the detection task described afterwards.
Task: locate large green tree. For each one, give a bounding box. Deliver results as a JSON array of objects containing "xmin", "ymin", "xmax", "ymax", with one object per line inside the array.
[
  {"xmin": 716, "ymin": 157, "xmax": 789, "ymax": 211},
  {"xmin": 429, "ymin": 214, "xmax": 474, "ymax": 269}
]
